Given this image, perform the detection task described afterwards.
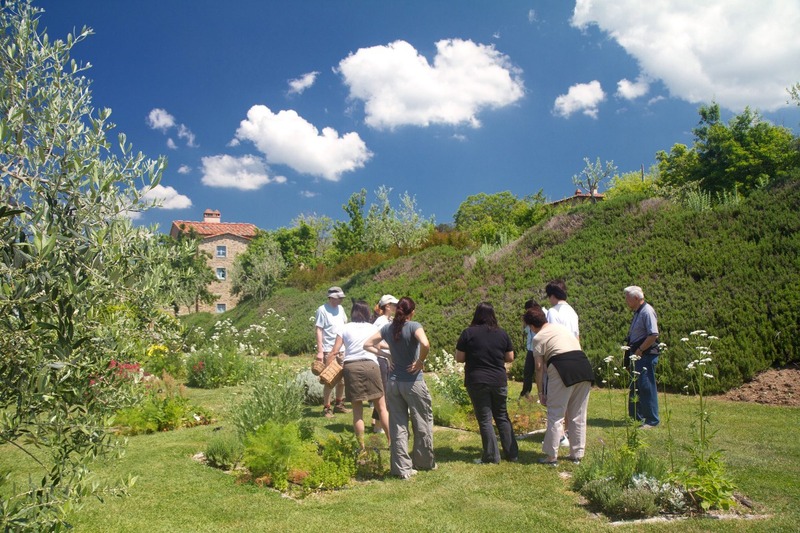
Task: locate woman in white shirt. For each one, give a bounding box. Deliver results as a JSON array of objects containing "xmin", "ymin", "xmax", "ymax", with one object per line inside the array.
[
  {"xmin": 370, "ymin": 295, "xmax": 397, "ymax": 433},
  {"xmin": 330, "ymin": 300, "xmax": 390, "ymax": 447}
]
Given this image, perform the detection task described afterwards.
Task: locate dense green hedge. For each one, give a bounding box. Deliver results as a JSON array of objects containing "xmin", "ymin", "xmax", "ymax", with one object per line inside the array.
[{"xmin": 221, "ymin": 180, "xmax": 800, "ymax": 393}]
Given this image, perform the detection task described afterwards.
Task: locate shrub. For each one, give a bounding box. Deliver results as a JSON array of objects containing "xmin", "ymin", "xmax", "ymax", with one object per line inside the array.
[
  {"xmin": 243, "ymin": 421, "xmax": 321, "ymax": 492},
  {"xmin": 355, "ymin": 435, "xmax": 390, "ymax": 479},
  {"xmin": 230, "ymin": 369, "xmax": 305, "ymax": 438},
  {"xmin": 580, "ymin": 478, "xmax": 623, "ymax": 513},
  {"xmin": 429, "ymin": 371, "xmax": 470, "ymax": 409},
  {"xmin": 294, "ymin": 369, "xmax": 325, "ymax": 405},
  {"xmin": 631, "ymin": 474, "xmax": 688, "ymax": 514},
  {"xmin": 185, "ymin": 347, "xmax": 255, "ymax": 388},
  {"xmin": 239, "ymin": 308, "xmax": 288, "ymax": 356},
  {"xmin": 115, "ymin": 375, "xmax": 211, "ymax": 435},
  {"xmin": 302, "ymin": 460, "xmax": 352, "ymax": 491},
  {"xmin": 428, "ymin": 351, "xmax": 470, "ymax": 408},
  {"xmin": 673, "ymin": 452, "xmax": 736, "ymax": 512},
  {"xmin": 615, "ymin": 487, "xmax": 660, "ymax": 519},
  {"xmin": 206, "ymin": 432, "xmax": 245, "ymax": 470},
  {"xmin": 142, "ymin": 343, "xmax": 186, "ymax": 380},
  {"xmin": 304, "ymin": 433, "xmax": 358, "ymax": 490}
]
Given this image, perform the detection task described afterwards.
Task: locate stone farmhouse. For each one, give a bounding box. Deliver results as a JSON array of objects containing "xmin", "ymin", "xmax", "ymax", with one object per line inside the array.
[{"xmin": 169, "ymin": 209, "xmax": 258, "ymax": 314}]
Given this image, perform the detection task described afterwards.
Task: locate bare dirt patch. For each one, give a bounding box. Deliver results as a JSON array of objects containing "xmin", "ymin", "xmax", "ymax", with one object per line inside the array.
[{"xmin": 721, "ymin": 365, "xmax": 800, "ymax": 407}]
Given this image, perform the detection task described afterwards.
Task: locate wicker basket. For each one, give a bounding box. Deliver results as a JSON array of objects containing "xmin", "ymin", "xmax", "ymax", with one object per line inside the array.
[
  {"xmin": 311, "ymin": 360, "xmax": 325, "ymax": 376},
  {"xmin": 318, "ymin": 357, "xmax": 343, "ymax": 386}
]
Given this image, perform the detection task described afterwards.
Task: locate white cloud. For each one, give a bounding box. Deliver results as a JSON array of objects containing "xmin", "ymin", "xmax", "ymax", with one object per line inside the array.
[
  {"xmin": 528, "ymin": 9, "xmax": 537, "ymax": 23},
  {"xmin": 177, "ymin": 124, "xmax": 197, "ymax": 147},
  {"xmin": 234, "ymin": 105, "xmax": 372, "ymax": 182},
  {"xmin": 337, "ymin": 39, "xmax": 525, "ymax": 129},
  {"xmin": 141, "ymin": 184, "xmax": 192, "ymax": 209},
  {"xmin": 300, "ymin": 190, "xmax": 318, "ymax": 198},
  {"xmin": 177, "ymin": 164, "xmax": 191, "ymax": 174},
  {"xmin": 146, "ymin": 108, "xmax": 176, "ymax": 131},
  {"xmin": 616, "ymin": 76, "xmax": 650, "ymax": 100},
  {"xmin": 572, "ymin": 0, "xmax": 800, "ymax": 111},
  {"xmin": 201, "ymin": 154, "xmax": 280, "ymax": 190},
  {"xmin": 288, "ymin": 71, "xmax": 319, "ymax": 95},
  {"xmin": 146, "ymin": 108, "xmax": 197, "ymax": 147},
  {"xmin": 553, "ymin": 81, "xmax": 605, "ymax": 118}
]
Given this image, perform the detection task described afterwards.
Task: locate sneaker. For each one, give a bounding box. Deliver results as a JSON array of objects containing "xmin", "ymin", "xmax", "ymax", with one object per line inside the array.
[
  {"xmin": 323, "ymin": 406, "xmax": 334, "ymax": 418},
  {"xmin": 400, "ymin": 469, "xmax": 418, "ymax": 480},
  {"xmin": 567, "ymin": 456, "xmax": 582, "ymax": 465},
  {"xmin": 333, "ymin": 402, "xmax": 351, "ymax": 414},
  {"xmin": 538, "ymin": 457, "xmax": 558, "ymax": 467},
  {"xmin": 640, "ymin": 423, "xmax": 657, "ymax": 430},
  {"xmin": 372, "ymin": 425, "xmax": 384, "ymax": 434},
  {"xmin": 559, "ymin": 436, "xmax": 570, "ymax": 448}
]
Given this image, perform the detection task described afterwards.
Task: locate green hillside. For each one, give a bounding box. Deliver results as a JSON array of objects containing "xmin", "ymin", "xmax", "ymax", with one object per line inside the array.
[{"xmin": 212, "ymin": 179, "xmax": 800, "ymax": 393}]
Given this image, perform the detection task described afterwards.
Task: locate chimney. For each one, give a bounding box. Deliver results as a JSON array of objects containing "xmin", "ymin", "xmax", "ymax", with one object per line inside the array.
[{"xmin": 203, "ymin": 209, "xmax": 221, "ymax": 224}]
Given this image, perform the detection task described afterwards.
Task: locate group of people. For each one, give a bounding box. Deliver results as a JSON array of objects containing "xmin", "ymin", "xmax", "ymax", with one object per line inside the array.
[
  {"xmin": 314, "ymin": 287, "xmax": 434, "ymax": 479},
  {"xmin": 313, "ymin": 281, "xmax": 660, "ymax": 476}
]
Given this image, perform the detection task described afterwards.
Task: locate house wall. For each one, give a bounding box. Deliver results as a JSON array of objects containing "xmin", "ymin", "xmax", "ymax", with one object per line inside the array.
[{"xmin": 196, "ymin": 234, "xmax": 250, "ymax": 313}]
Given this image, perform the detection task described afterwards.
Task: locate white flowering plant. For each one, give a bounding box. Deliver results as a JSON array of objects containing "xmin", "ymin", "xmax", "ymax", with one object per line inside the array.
[
  {"xmin": 428, "ymin": 350, "xmax": 470, "ymax": 408},
  {"xmin": 674, "ymin": 330, "xmax": 737, "ymax": 511}
]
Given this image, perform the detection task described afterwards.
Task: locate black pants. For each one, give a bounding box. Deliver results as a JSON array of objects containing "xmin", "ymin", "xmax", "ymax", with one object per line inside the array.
[
  {"xmin": 520, "ymin": 350, "xmax": 535, "ymax": 397},
  {"xmin": 467, "ymin": 384, "xmax": 519, "ymax": 463}
]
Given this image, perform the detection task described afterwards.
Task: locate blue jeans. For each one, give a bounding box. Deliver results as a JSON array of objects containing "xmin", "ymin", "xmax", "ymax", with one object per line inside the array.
[
  {"xmin": 467, "ymin": 384, "xmax": 518, "ymax": 463},
  {"xmin": 628, "ymin": 354, "xmax": 659, "ymax": 426}
]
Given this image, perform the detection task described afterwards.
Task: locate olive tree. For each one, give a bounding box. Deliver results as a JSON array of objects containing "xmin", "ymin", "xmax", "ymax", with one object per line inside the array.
[
  {"xmin": 572, "ymin": 157, "xmax": 617, "ymax": 203},
  {"xmin": 364, "ymin": 185, "xmax": 434, "ymax": 253},
  {"xmin": 1, "ymin": 1, "xmax": 173, "ymax": 528},
  {"xmin": 230, "ymin": 231, "xmax": 287, "ymax": 300}
]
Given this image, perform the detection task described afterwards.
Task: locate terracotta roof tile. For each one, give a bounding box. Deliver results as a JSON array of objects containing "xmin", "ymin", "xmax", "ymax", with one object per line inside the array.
[{"xmin": 170, "ymin": 220, "xmax": 258, "ymax": 239}]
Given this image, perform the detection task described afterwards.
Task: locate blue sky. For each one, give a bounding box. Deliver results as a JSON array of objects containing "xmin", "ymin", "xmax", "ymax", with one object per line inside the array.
[{"xmin": 37, "ymin": 1, "xmax": 800, "ymax": 232}]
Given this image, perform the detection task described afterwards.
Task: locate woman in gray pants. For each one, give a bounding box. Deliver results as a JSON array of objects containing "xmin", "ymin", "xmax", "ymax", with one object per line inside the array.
[{"xmin": 364, "ymin": 296, "xmax": 436, "ymax": 479}]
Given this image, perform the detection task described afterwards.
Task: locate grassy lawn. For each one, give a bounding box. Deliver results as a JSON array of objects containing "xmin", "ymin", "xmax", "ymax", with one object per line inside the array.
[{"xmin": 3, "ymin": 381, "xmax": 798, "ymax": 532}]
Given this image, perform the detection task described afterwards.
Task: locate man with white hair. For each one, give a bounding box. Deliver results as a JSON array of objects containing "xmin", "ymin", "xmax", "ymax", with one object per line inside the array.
[{"xmin": 623, "ymin": 286, "xmax": 660, "ymax": 428}]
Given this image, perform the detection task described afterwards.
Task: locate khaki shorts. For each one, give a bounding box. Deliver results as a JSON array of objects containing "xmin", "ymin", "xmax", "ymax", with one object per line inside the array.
[{"xmin": 343, "ymin": 359, "xmax": 383, "ymax": 402}]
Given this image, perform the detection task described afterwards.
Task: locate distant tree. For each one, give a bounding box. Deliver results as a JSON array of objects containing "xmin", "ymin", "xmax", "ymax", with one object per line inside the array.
[
  {"xmin": 364, "ymin": 186, "xmax": 434, "ymax": 252},
  {"xmin": 230, "ymin": 231, "xmax": 287, "ymax": 300},
  {"xmin": 655, "ymin": 143, "xmax": 699, "ymax": 188},
  {"xmin": 510, "ymin": 190, "xmax": 548, "ymax": 229},
  {"xmin": 604, "ymin": 165, "xmax": 660, "ymax": 200},
  {"xmin": 332, "ymin": 189, "xmax": 367, "ymax": 258},
  {"xmin": 292, "ymin": 213, "xmax": 333, "ymax": 265},
  {"xmin": 275, "ymin": 221, "xmax": 319, "ymax": 270},
  {"xmin": 657, "ymin": 103, "xmax": 800, "ymax": 193},
  {"xmin": 0, "ymin": 1, "xmax": 175, "ymax": 527},
  {"xmin": 788, "ymin": 82, "xmax": 800, "ymax": 107},
  {"xmin": 572, "ymin": 157, "xmax": 617, "ymax": 203},
  {"xmin": 454, "ymin": 190, "xmax": 544, "ymax": 244}
]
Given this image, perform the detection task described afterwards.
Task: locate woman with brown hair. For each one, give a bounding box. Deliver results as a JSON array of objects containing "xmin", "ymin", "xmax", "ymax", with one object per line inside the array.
[
  {"xmin": 524, "ymin": 303, "xmax": 594, "ymax": 465},
  {"xmin": 455, "ymin": 302, "xmax": 518, "ymax": 464},
  {"xmin": 330, "ymin": 300, "xmax": 389, "ymax": 448},
  {"xmin": 364, "ymin": 296, "xmax": 436, "ymax": 479}
]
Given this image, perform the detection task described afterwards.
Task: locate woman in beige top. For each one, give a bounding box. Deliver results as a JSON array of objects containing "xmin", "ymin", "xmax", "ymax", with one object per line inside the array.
[{"xmin": 524, "ymin": 304, "xmax": 594, "ymax": 465}]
